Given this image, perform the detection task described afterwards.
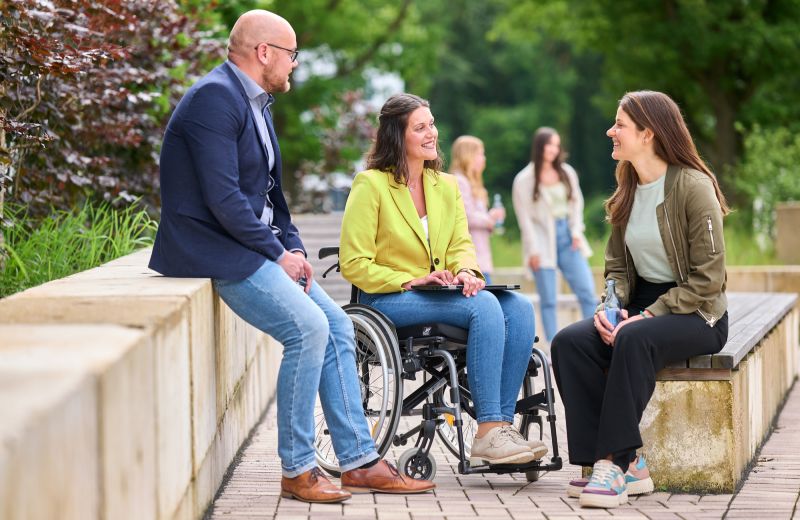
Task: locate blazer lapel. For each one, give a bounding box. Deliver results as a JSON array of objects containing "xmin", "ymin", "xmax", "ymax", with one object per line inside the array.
[
  {"xmin": 423, "ymin": 170, "xmax": 441, "ymax": 255},
  {"xmin": 388, "ymin": 174, "xmax": 429, "ymax": 254},
  {"xmin": 263, "ymin": 105, "xmax": 282, "ymax": 176}
]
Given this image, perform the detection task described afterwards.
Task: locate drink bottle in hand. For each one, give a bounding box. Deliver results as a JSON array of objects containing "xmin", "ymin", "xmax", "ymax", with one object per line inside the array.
[
  {"xmin": 603, "ymin": 279, "xmax": 621, "ymax": 328},
  {"xmin": 492, "ymin": 194, "xmax": 505, "ymax": 235}
]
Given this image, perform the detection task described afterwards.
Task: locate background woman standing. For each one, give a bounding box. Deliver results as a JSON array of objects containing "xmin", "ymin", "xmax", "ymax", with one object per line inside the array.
[
  {"xmin": 450, "ymin": 136, "xmax": 505, "ymax": 284},
  {"xmin": 512, "ymin": 127, "xmax": 597, "ymax": 345}
]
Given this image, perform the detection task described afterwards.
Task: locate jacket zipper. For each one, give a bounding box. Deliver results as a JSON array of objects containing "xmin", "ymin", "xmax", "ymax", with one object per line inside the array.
[
  {"xmin": 706, "ymin": 216, "xmax": 716, "ymax": 253},
  {"xmin": 663, "ymin": 204, "xmax": 717, "ymax": 326},
  {"xmin": 662, "ymin": 203, "xmax": 685, "ymax": 282}
]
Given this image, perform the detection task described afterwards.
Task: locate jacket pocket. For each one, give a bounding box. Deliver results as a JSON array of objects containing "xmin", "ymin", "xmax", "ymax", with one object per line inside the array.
[{"xmin": 705, "ymin": 215, "xmax": 717, "ymax": 254}]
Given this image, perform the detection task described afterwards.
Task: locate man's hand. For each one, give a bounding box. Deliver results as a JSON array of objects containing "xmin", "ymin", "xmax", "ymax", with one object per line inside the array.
[
  {"xmin": 401, "ymin": 270, "xmax": 455, "ymax": 290},
  {"xmin": 278, "ymin": 250, "xmax": 313, "ymax": 294}
]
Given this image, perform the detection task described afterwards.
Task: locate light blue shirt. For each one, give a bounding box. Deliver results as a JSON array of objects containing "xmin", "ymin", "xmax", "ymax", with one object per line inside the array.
[{"xmin": 227, "ymin": 61, "xmax": 301, "ymax": 261}]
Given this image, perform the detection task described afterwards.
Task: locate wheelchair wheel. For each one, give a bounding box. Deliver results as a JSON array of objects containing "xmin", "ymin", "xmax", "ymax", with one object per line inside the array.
[
  {"xmin": 314, "ymin": 305, "xmax": 403, "ymax": 476},
  {"xmin": 398, "ymin": 448, "xmax": 437, "ymax": 480}
]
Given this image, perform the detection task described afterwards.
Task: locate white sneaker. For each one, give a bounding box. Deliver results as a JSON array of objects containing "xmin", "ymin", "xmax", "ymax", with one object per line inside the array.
[
  {"xmin": 469, "ymin": 427, "xmax": 536, "ymax": 465},
  {"xmin": 503, "ymin": 426, "xmax": 548, "ymax": 459}
]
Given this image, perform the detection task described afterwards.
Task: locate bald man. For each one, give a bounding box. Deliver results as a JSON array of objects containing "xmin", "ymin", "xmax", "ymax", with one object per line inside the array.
[{"xmin": 149, "ymin": 10, "xmax": 433, "ymax": 502}]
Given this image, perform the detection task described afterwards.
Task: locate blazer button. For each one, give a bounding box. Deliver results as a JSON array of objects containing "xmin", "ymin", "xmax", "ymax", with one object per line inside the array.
[
  {"xmin": 434, "ymin": 258, "xmax": 440, "ymax": 265},
  {"xmin": 259, "ymin": 190, "xmax": 267, "ymax": 197}
]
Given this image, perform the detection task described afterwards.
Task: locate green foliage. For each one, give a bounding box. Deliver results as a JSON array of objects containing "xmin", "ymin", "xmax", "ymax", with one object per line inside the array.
[
  {"xmin": 734, "ymin": 125, "xmax": 800, "ymax": 243},
  {"xmin": 0, "ymin": 201, "xmax": 157, "ymax": 297},
  {"xmin": 213, "ymin": 0, "xmax": 443, "ymax": 197},
  {"xmin": 494, "ymin": 0, "xmax": 800, "ymax": 177},
  {"xmin": 0, "ymin": 0, "xmax": 225, "ymax": 214}
]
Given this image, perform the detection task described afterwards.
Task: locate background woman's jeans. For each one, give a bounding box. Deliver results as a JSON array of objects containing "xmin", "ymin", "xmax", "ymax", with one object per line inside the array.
[
  {"xmin": 214, "ymin": 260, "xmax": 378, "ymax": 477},
  {"xmin": 359, "ymin": 289, "xmax": 536, "ymax": 423},
  {"xmin": 533, "ymin": 218, "xmax": 598, "ymax": 341}
]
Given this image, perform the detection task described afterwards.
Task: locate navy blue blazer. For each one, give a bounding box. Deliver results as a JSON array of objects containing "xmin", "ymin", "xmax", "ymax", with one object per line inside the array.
[{"xmin": 149, "ymin": 62, "xmax": 304, "ymax": 280}]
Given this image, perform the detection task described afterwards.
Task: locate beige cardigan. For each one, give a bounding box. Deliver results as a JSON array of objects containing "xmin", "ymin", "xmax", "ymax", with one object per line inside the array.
[{"xmin": 511, "ymin": 162, "xmax": 592, "ymax": 271}]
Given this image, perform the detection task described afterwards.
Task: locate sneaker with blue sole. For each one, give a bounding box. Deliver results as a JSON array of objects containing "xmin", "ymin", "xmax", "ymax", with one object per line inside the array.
[
  {"xmin": 578, "ymin": 459, "xmax": 628, "ymax": 508},
  {"xmin": 568, "ymin": 455, "xmax": 654, "ymax": 498}
]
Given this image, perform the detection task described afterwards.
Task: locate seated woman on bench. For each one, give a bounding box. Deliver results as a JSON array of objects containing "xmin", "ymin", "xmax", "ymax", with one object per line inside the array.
[
  {"xmin": 339, "ymin": 93, "xmax": 545, "ymax": 466},
  {"xmin": 551, "ymin": 90, "xmax": 730, "ymax": 509}
]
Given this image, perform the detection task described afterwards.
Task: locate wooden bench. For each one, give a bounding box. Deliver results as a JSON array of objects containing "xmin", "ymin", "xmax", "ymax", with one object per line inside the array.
[{"xmin": 643, "ymin": 292, "xmax": 799, "ymax": 492}]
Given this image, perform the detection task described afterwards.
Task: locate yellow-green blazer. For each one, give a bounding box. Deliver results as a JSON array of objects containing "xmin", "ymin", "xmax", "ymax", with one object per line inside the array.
[{"xmin": 340, "ymin": 168, "xmax": 482, "ymax": 294}]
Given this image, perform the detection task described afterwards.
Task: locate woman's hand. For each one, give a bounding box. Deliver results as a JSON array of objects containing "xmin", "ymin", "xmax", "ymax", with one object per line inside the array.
[
  {"xmin": 571, "ymin": 236, "xmax": 583, "ymax": 251},
  {"xmin": 488, "ymin": 207, "xmax": 506, "ymax": 225},
  {"xmin": 593, "ymin": 309, "xmax": 629, "ymax": 346},
  {"xmin": 528, "ymin": 254, "xmax": 541, "ymax": 271},
  {"xmin": 401, "ymin": 270, "xmax": 455, "ymax": 290},
  {"xmin": 454, "ymin": 269, "xmax": 485, "ymax": 297},
  {"xmin": 609, "ymin": 309, "xmax": 652, "ymax": 345}
]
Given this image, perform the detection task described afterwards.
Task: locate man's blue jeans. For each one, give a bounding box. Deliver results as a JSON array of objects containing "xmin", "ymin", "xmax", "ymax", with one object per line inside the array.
[
  {"xmin": 213, "ymin": 260, "xmax": 378, "ymax": 477},
  {"xmin": 359, "ymin": 289, "xmax": 535, "ymax": 423},
  {"xmin": 533, "ymin": 219, "xmax": 598, "ymax": 342}
]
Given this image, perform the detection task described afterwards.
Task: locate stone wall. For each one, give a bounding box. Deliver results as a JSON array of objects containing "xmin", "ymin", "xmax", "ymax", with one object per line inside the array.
[{"xmin": 0, "ymin": 249, "xmax": 281, "ymax": 520}]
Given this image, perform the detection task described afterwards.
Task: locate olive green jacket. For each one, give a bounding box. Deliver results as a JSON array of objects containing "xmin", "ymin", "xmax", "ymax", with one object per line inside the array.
[{"xmin": 600, "ymin": 164, "xmax": 727, "ymax": 327}]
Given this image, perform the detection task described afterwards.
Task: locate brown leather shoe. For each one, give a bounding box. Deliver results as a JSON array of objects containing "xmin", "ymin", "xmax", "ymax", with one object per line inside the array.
[
  {"xmin": 341, "ymin": 460, "xmax": 435, "ymax": 494},
  {"xmin": 280, "ymin": 467, "xmax": 351, "ymax": 503}
]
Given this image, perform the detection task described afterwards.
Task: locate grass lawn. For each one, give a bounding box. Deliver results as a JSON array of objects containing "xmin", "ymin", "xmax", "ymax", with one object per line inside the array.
[{"xmin": 491, "ymin": 225, "xmax": 779, "ymax": 269}]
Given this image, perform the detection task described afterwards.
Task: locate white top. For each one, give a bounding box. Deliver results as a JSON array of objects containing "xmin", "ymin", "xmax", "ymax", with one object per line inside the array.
[
  {"xmin": 625, "ymin": 174, "xmax": 674, "ymax": 283},
  {"xmin": 420, "ymin": 215, "xmax": 429, "ymax": 240}
]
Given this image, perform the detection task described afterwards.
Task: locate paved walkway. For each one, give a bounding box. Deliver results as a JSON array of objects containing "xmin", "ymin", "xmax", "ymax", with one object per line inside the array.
[{"xmin": 208, "ymin": 370, "xmax": 800, "ymax": 520}]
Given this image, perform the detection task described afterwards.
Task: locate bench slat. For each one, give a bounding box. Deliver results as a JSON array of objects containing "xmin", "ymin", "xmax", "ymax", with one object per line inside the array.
[{"xmin": 711, "ymin": 292, "xmax": 797, "ymax": 369}]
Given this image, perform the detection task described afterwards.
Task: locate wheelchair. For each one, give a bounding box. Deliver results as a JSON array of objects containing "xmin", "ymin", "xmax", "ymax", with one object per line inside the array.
[{"xmin": 313, "ymin": 247, "xmax": 562, "ymax": 481}]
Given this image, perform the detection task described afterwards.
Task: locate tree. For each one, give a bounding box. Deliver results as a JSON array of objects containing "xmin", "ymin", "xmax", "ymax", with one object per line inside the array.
[
  {"xmin": 0, "ymin": 0, "xmax": 224, "ymax": 211},
  {"xmin": 214, "ymin": 0, "xmax": 443, "ymax": 198},
  {"xmin": 495, "ymin": 0, "xmax": 800, "ymax": 179},
  {"xmin": 0, "ymin": 0, "xmax": 224, "ymax": 271},
  {"xmin": 421, "ymin": 0, "xmax": 614, "ymax": 223}
]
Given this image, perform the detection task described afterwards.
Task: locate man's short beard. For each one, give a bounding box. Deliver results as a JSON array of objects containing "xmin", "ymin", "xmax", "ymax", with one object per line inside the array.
[{"xmin": 263, "ymin": 70, "xmax": 290, "ymax": 93}]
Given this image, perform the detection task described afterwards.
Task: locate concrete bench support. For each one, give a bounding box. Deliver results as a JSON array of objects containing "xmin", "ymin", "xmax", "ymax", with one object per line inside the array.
[
  {"xmin": 0, "ymin": 249, "xmax": 281, "ymax": 520},
  {"xmin": 641, "ymin": 293, "xmax": 799, "ymax": 492}
]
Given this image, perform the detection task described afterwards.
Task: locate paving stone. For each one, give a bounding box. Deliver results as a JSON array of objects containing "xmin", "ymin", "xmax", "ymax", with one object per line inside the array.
[{"xmin": 206, "ymin": 370, "xmax": 800, "ymax": 519}]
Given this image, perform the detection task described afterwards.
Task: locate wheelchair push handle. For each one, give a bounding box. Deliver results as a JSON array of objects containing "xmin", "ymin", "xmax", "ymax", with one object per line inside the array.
[
  {"xmin": 319, "ymin": 246, "xmax": 341, "ymax": 279},
  {"xmin": 319, "ymin": 246, "xmax": 340, "ymax": 260}
]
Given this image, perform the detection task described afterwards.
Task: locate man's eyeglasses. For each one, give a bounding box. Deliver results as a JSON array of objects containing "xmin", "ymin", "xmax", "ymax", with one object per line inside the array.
[{"xmin": 254, "ymin": 42, "xmax": 299, "ymax": 63}]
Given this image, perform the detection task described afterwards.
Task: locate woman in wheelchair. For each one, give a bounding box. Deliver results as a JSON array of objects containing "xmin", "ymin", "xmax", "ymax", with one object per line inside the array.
[{"xmin": 339, "ymin": 93, "xmax": 547, "ymax": 466}]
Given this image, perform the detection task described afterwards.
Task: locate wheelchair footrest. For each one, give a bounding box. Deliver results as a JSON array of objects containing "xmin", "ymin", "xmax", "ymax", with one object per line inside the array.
[
  {"xmin": 464, "ymin": 456, "xmax": 563, "ymax": 475},
  {"xmin": 514, "ymin": 389, "xmax": 552, "ymax": 414}
]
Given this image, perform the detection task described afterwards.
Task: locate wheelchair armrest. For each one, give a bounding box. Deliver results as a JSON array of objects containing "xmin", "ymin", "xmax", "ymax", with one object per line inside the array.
[{"xmin": 319, "ymin": 246, "xmax": 340, "ymax": 260}]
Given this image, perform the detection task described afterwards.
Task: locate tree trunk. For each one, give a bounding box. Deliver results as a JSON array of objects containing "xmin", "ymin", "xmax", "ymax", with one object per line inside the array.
[{"xmin": 696, "ymin": 73, "xmax": 743, "ymax": 202}]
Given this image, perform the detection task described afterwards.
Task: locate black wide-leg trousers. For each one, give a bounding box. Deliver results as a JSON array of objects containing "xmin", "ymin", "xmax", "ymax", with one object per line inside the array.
[{"xmin": 551, "ymin": 281, "xmax": 728, "ymax": 469}]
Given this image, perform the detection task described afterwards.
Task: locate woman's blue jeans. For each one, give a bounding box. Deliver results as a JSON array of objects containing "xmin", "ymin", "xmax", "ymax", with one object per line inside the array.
[
  {"xmin": 359, "ymin": 289, "xmax": 536, "ymax": 423},
  {"xmin": 213, "ymin": 260, "xmax": 378, "ymax": 477},
  {"xmin": 533, "ymin": 219, "xmax": 598, "ymax": 342}
]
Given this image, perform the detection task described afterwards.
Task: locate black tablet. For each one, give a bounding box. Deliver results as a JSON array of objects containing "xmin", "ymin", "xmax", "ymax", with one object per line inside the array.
[{"xmin": 412, "ymin": 284, "xmax": 520, "ymax": 291}]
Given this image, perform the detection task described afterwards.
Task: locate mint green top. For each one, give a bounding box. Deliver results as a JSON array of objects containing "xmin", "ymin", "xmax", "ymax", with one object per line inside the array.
[
  {"xmin": 540, "ymin": 182, "xmax": 569, "ymax": 219},
  {"xmin": 625, "ymin": 174, "xmax": 674, "ymax": 283}
]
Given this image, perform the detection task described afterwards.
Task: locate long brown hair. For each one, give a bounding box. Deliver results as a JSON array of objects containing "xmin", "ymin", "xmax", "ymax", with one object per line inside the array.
[
  {"xmin": 366, "ymin": 93, "xmax": 443, "ymax": 184},
  {"xmin": 449, "ymin": 135, "xmax": 488, "ymax": 206},
  {"xmin": 605, "ymin": 90, "xmax": 730, "ymax": 225},
  {"xmin": 531, "ymin": 127, "xmax": 572, "ymax": 201}
]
